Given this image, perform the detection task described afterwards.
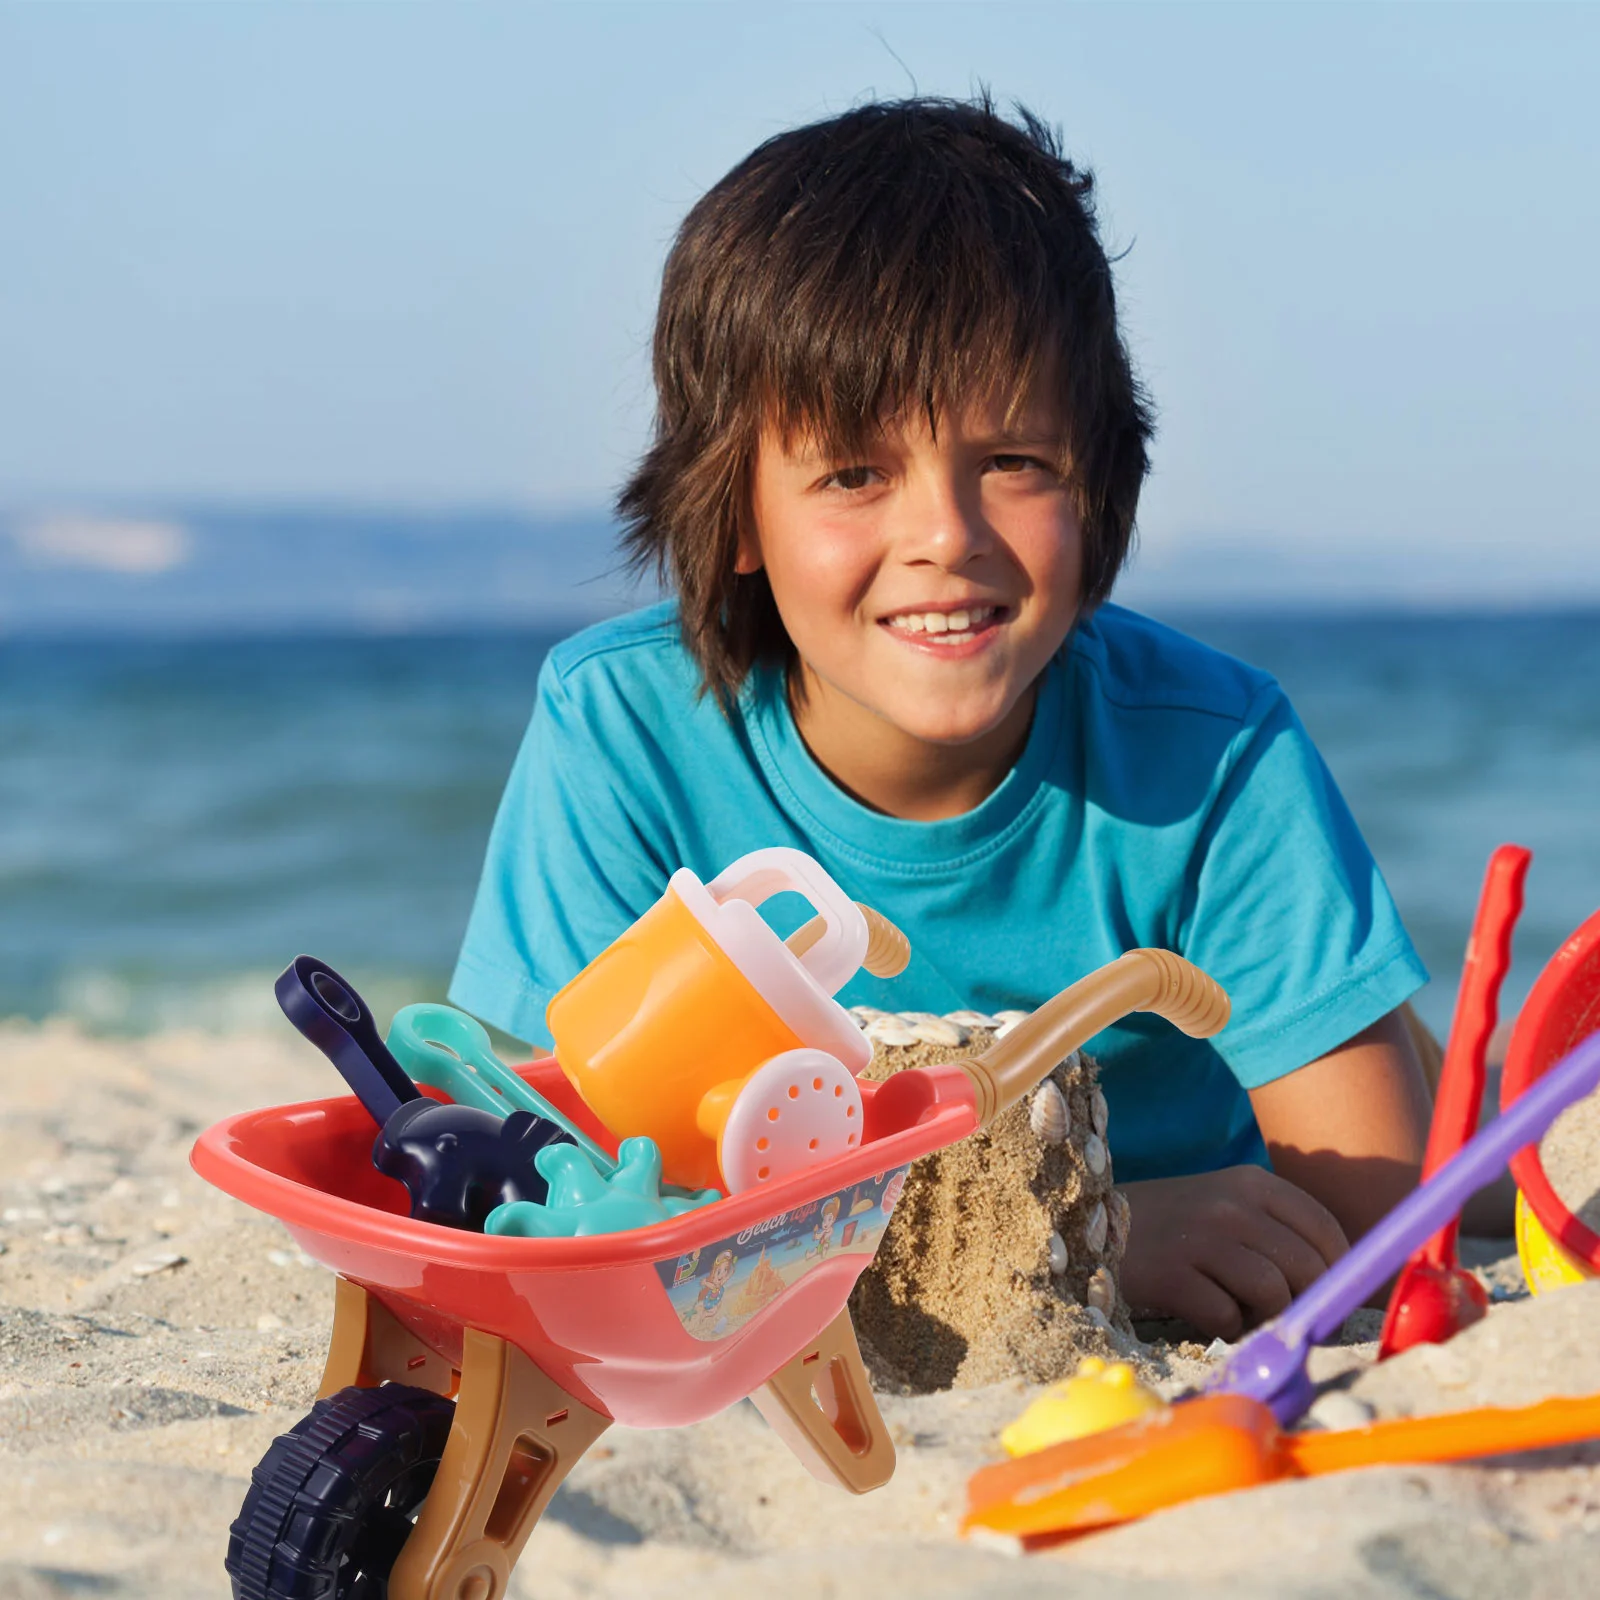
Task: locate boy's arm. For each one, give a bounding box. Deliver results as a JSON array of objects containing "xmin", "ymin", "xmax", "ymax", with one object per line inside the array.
[
  {"xmin": 1118, "ymin": 1008, "xmax": 1431, "ymax": 1339},
  {"xmin": 1248, "ymin": 1007, "xmax": 1431, "ymax": 1247},
  {"xmin": 1254, "ymin": 1008, "xmax": 1516, "ymax": 1241}
]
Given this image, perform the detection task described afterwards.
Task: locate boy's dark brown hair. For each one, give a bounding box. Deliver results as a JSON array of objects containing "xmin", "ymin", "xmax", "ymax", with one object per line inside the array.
[{"xmin": 618, "ymin": 94, "xmax": 1153, "ymax": 702}]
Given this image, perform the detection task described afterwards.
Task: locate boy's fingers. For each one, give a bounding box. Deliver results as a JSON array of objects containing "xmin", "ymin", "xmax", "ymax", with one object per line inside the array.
[
  {"xmin": 1205, "ymin": 1242, "xmax": 1294, "ymax": 1325},
  {"xmin": 1238, "ymin": 1213, "xmax": 1339, "ymax": 1300},
  {"xmin": 1257, "ymin": 1177, "xmax": 1350, "ymax": 1271},
  {"xmin": 1162, "ymin": 1269, "xmax": 1247, "ymax": 1344}
]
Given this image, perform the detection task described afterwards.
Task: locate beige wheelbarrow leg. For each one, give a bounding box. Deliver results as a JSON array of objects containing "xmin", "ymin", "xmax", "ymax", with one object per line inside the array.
[
  {"xmin": 317, "ymin": 1277, "xmax": 460, "ymax": 1398},
  {"xmin": 316, "ymin": 1282, "xmax": 611, "ymax": 1600},
  {"xmin": 386, "ymin": 1325, "xmax": 612, "ymax": 1600},
  {"xmin": 750, "ymin": 1309, "xmax": 896, "ymax": 1494}
]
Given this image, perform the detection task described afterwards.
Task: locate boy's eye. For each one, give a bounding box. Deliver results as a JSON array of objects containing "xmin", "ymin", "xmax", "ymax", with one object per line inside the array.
[
  {"xmin": 821, "ymin": 465, "xmax": 880, "ymax": 492},
  {"xmin": 989, "ymin": 453, "xmax": 1053, "ymax": 476}
]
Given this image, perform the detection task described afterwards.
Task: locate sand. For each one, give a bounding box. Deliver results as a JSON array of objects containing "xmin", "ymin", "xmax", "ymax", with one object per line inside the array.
[
  {"xmin": 4, "ymin": 1018, "xmax": 1600, "ymax": 1599},
  {"xmin": 852, "ymin": 1023, "xmax": 1126, "ymax": 1391},
  {"xmin": 1541, "ymin": 1091, "xmax": 1600, "ymax": 1233}
]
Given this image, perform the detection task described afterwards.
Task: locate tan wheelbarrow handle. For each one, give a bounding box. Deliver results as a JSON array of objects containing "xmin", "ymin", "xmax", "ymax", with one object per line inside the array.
[
  {"xmin": 792, "ymin": 915, "xmax": 1229, "ymax": 1127},
  {"xmin": 959, "ymin": 949, "xmax": 1231, "ymax": 1126},
  {"xmin": 787, "ymin": 903, "xmax": 912, "ymax": 978}
]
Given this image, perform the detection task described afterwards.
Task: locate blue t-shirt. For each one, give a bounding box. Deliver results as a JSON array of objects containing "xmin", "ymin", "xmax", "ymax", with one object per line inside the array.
[{"xmin": 450, "ymin": 601, "xmax": 1426, "ymax": 1182}]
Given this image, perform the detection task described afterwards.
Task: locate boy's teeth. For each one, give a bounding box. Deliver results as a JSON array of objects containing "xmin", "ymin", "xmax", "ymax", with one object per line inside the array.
[{"xmin": 890, "ymin": 606, "xmax": 994, "ymax": 637}]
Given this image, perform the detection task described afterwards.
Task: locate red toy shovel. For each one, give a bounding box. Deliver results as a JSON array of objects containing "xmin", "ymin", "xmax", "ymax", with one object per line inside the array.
[{"xmin": 1378, "ymin": 844, "xmax": 1530, "ymax": 1359}]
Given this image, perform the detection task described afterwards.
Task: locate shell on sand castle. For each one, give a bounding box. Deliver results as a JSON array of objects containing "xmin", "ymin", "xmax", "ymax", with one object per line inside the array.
[
  {"xmin": 945, "ymin": 1009, "xmax": 996, "ymax": 1028},
  {"xmin": 1029, "ymin": 1081, "xmax": 1071, "ymax": 1144},
  {"xmin": 1086, "ymin": 1265, "xmax": 1117, "ymax": 1316},
  {"xmin": 1084, "ymin": 1200, "xmax": 1108, "ymax": 1255},
  {"xmin": 1108, "ymin": 1188, "xmax": 1131, "ymax": 1253},
  {"xmin": 1091, "ymin": 1085, "xmax": 1109, "ymax": 1139},
  {"xmin": 849, "ymin": 1011, "xmax": 1128, "ymax": 1392},
  {"xmin": 863, "ymin": 1015, "xmax": 921, "ymax": 1047},
  {"xmin": 1083, "ymin": 1131, "xmax": 1108, "ymax": 1177},
  {"xmin": 900, "ymin": 1013, "xmax": 970, "ymax": 1047}
]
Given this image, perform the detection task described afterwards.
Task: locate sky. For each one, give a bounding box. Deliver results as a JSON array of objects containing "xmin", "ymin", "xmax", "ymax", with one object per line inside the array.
[{"xmin": 2, "ymin": 2, "xmax": 1597, "ymax": 604}]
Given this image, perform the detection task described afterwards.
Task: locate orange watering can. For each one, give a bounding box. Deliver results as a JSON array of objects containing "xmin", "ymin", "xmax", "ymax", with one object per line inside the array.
[{"xmin": 547, "ymin": 848, "xmax": 908, "ymax": 1194}]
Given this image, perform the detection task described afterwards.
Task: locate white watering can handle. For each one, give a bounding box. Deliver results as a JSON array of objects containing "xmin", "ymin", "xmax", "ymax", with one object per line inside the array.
[{"xmin": 706, "ymin": 848, "xmax": 867, "ymax": 996}]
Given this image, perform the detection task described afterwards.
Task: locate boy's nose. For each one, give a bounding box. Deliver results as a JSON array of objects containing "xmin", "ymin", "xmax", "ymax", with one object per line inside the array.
[{"xmin": 895, "ymin": 477, "xmax": 992, "ymax": 570}]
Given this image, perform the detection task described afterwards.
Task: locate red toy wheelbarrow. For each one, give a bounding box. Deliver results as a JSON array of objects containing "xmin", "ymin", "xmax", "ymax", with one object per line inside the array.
[{"xmin": 193, "ymin": 948, "xmax": 1228, "ymax": 1600}]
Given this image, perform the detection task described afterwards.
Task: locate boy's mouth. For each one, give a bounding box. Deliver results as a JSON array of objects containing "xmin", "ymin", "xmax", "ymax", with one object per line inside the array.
[{"xmin": 880, "ymin": 603, "xmax": 1007, "ymax": 646}]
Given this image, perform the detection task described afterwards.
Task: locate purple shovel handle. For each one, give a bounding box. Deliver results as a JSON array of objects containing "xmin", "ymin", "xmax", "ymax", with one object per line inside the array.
[{"xmin": 1211, "ymin": 1029, "xmax": 1600, "ymax": 1422}]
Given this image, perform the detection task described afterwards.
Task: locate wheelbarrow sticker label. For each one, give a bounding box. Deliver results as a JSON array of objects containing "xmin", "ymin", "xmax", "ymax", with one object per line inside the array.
[{"xmin": 656, "ymin": 1166, "xmax": 910, "ymax": 1342}]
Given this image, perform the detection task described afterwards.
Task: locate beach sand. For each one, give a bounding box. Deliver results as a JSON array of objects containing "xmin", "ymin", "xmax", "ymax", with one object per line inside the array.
[{"xmin": 3, "ymin": 1019, "xmax": 1600, "ymax": 1599}]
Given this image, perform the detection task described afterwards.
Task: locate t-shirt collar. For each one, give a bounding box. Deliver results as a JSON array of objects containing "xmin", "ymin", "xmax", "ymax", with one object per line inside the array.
[{"xmin": 742, "ymin": 656, "xmax": 1064, "ymax": 869}]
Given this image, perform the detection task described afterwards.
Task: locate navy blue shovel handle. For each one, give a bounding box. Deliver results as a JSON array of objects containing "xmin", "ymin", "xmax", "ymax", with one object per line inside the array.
[{"xmin": 275, "ymin": 955, "xmax": 422, "ymax": 1126}]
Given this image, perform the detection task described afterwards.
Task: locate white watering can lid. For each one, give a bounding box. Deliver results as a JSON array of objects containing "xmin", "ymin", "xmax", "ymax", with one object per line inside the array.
[{"xmin": 669, "ymin": 848, "xmax": 871, "ymax": 1074}]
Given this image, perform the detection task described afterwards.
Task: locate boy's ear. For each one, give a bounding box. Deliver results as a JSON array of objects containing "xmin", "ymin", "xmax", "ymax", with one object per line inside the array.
[{"xmin": 732, "ymin": 523, "xmax": 764, "ymax": 576}]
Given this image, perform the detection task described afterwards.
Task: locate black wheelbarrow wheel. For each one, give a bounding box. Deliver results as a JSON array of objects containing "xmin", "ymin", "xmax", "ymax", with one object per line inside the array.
[{"xmin": 226, "ymin": 1382, "xmax": 456, "ymax": 1600}]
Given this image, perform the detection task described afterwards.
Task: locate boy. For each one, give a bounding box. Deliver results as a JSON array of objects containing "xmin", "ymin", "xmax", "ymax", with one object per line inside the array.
[{"xmin": 452, "ymin": 97, "xmax": 1435, "ymax": 1341}]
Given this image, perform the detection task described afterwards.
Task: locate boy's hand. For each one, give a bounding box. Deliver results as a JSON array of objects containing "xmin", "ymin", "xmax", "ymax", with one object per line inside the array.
[{"xmin": 1118, "ymin": 1168, "xmax": 1349, "ymax": 1342}]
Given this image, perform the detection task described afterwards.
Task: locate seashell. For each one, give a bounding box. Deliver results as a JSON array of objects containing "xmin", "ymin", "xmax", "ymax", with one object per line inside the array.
[
  {"xmin": 903, "ymin": 1013, "xmax": 968, "ymax": 1047},
  {"xmin": 1305, "ymin": 1392, "xmax": 1377, "ymax": 1432},
  {"xmin": 1029, "ymin": 1081, "xmax": 1071, "ymax": 1144},
  {"xmin": 1108, "ymin": 1189, "xmax": 1131, "ymax": 1252},
  {"xmin": 1084, "ymin": 1200, "xmax": 1108, "ymax": 1255},
  {"xmin": 1057, "ymin": 1048, "xmax": 1083, "ymax": 1078},
  {"xmin": 1090, "ymin": 1086, "xmax": 1109, "ymax": 1138},
  {"xmin": 1047, "ymin": 1231, "xmax": 1069, "ymax": 1275},
  {"xmin": 850, "ymin": 1006, "xmax": 887, "ymax": 1026},
  {"xmin": 945, "ymin": 1009, "xmax": 995, "ymax": 1028},
  {"xmin": 992, "ymin": 1009, "xmax": 1030, "ymax": 1038},
  {"xmin": 865, "ymin": 1016, "xmax": 921, "ymax": 1047},
  {"xmin": 1083, "ymin": 1132, "xmax": 1108, "ymax": 1177},
  {"xmin": 1086, "ymin": 1265, "xmax": 1116, "ymax": 1316}
]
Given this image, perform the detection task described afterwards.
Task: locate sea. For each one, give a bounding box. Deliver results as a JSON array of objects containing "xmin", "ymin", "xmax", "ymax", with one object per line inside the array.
[{"xmin": 3, "ymin": 607, "xmax": 1598, "ymax": 1045}]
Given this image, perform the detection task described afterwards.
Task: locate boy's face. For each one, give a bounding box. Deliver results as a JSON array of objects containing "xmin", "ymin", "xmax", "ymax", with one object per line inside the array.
[{"xmin": 744, "ymin": 398, "xmax": 1083, "ymax": 807}]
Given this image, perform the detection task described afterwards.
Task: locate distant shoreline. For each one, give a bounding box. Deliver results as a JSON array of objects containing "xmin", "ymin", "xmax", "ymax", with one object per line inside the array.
[{"xmin": 4, "ymin": 598, "xmax": 1600, "ymax": 646}]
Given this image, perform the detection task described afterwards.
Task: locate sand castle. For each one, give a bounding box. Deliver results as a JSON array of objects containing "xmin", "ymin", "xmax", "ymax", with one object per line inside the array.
[{"xmin": 849, "ymin": 1008, "xmax": 1130, "ymax": 1391}]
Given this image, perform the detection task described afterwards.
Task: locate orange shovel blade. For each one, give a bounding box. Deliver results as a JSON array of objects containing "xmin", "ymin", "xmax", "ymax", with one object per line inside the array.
[
  {"xmin": 964, "ymin": 1390, "xmax": 1600, "ymax": 1545},
  {"xmin": 962, "ymin": 1395, "xmax": 1281, "ymax": 1539}
]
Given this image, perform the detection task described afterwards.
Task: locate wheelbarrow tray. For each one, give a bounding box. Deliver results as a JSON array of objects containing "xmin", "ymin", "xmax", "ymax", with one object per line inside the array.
[{"xmin": 192, "ymin": 1058, "xmax": 974, "ymax": 1427}]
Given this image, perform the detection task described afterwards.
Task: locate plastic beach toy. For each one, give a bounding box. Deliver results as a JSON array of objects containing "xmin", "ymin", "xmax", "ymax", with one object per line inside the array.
[
  {"xmin": 1000, "ymin": 1358, "xmax": 1166, "ymax": 1457},
  {"xmin": 1517, "ymin": 1194, "xmax": 1593, "ymax": 1291},
  {"xmin": 1210, "ymin": 1028, "xmax": 1600, "ymax": 1425},
  {"xmin": 546, "ymin": 847, "xmax": 910, "ymax": 1194},
  {"xmin": 388, "ymin": 1002, "xmax": 622, "ymax": 1175},
  {"xmin": 276, "ymin": 956, "xmax": 570, "ymax": 1230},
  {"xmin": 1379, "ymin": 844, "xmax": 1529, "ymax": 1358},
  {"xmin": 1504, "ymin": 902, "xmax": 1600, "ymax": 1291},
  {"xmin": 485, "ymin": 1136, "xmax": 719, "ymax": 1239},
  {"xmin": 963, "ymin": 1389, "xmax": 1600, "ymax": 1543},
  {"xmin": 196, "ymin": 945, "xmax": 1228, "ymax": 1600}
]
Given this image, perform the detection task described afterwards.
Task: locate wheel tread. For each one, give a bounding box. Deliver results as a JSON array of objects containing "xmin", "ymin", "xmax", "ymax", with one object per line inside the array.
[{"xmin": 225, "ymin": 1384, "xmax": 454, "ymax": 1600}]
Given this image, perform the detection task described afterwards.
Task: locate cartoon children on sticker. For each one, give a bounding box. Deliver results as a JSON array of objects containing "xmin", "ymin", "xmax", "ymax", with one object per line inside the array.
[
  {"xmin": 691, "ymin": 1248, "xmax": 737, "ymax": 1329},
  {"xmin": 808, "ymin": 1196, "xmax": 842, "ymax": 1259}
]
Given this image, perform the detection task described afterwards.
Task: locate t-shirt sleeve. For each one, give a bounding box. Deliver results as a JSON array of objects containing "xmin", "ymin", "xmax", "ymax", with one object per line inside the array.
[
  {"xmin": 448, "ymin": 659, "xmax": 673, "ymax": 1047},
  {"xmin": 1179, "ymin": 682, "xmax": 1429, "ymax": 1090}
]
